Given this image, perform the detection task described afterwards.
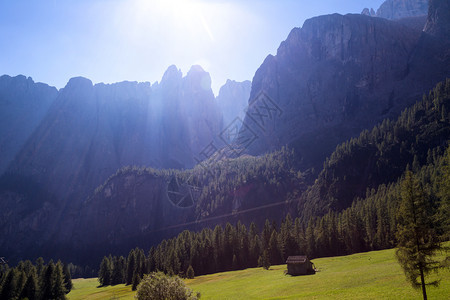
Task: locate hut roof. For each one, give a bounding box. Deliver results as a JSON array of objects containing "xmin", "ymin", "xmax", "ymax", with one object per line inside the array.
[{"xmin": 286, "ymin": 256, "xmax": 308, "ymax": 264}]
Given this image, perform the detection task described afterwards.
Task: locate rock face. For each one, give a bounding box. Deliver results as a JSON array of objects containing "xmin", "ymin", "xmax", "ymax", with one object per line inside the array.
[
  {"xmin": 376, "ymin": 0, "xmax": 428, "ymax": 19},
  {"xmin": 7, "ymin": 65, "xmax": 222, "ymax": 202},
  {"xmin": 424, "ymin": 0, "xmax": 450, "ymax": 38},
  {"xmin": 215, "ymin": 79, "xmax": 251, "ymax": 129},
  {"xmin": 0, "ymin": 75, "xmax": 57, "ymax": 174},
  {"xmin": 239, "ymin": 12, "xmax": 450, "ymax": 170}
]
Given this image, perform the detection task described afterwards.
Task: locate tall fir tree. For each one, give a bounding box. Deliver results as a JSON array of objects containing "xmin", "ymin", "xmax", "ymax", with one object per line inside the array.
[
  {"xmin": 98, "ymin": 256, "xmax": 112, "ymax": 286},
  {"xmin": 395, "ymin": 170, "xmax": 443, "ymax": 300}
]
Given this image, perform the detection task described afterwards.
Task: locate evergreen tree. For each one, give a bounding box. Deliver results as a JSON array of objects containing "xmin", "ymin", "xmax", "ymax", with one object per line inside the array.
[
  {"xmin": 62, "ymin": 263, "xmax": 73, "ymax": 292},
  {"xmin": 0, "ymin": 269, "xmax": 18, "ymax": 300},
  {"xmin": 35, "ymin": 257, "xmax": 45, "ymax": 278},
  {"xmin": 111, "ymin": 256, "xmax": 122, "ymax": 285},
  {"xmin": 126, "ymin": 250, "xmax": 136, "ymax": 285},
  {"xmin": 132, "ymin": 272, "xmax": 141, "ymax": 291},
  {"xmin": 40, "ymin": 261, "xmax": 55, "ymax": 300},
  {"xmin": 438, "ymin": 147, "xmax": 450, "ymax": 240},
  {"xmin": 258, "ymin": 250, "xmax": 270, "ymax": 270},
  {"xmin": 268, "ymin": 230, "xmax": 281, "ymax": 265},
  {"xmin": 98, "ymin": 256, "xmax": 112, "ymax": 286},
  {"xmin": 20, "ymin": 271, "xmax": 38, "ymax": 300},
  {"xmin": 395, "ymin": 171, "xmax": 443, "ymax": 300},
  {"xmin": 186, "ymin": 265, "xmax": 195, "ymax": 279},
  {"xmin": 53, "ymin": 262, "xmax": 68, "ymax": 298}
]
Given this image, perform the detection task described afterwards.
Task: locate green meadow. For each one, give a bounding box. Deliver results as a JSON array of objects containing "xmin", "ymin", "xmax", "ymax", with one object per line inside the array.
[{"xmin": 68, "ymin": 247, "xmax": 449, "ymax": 299}]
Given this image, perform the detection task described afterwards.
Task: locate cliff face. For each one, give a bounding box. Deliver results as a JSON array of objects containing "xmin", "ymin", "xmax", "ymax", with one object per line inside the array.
[
  {"xmin": 239, "ymin": 12, "xmax": 450, "ymax": 170},
  {"xmin": 215, "ymin": 79, "xmax": 251, "ymax": 128},
  {"xmin": 376, "ymin": 0, "xmax": 428, "ymax": 20},
  {"xmin": 424, "ymin": 0, "xmax": 450, "ymax": 39},
  {"xmin": 0, "ymin": 75, "xmax": 57, "ymax": 174}
]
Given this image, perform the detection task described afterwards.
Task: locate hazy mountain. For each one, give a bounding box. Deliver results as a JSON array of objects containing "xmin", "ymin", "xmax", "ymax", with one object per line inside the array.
[
  {"xmin": 0, "ymin": 75, "xmax": 57, "ymax": 174},
  {"xmin": 376, "ymin": 0, "xmax": 428, "ymax": 20},
  {"xmin": 215, "ymin": 79, "xmax": 251, "ymax": 129},
  {"xmin": 0, "ymin": 65, "xmax": 223, "ymax": 262},
  {"xmin": 6, "ymin": 65, "xmax": 222, "ymax": 202}
]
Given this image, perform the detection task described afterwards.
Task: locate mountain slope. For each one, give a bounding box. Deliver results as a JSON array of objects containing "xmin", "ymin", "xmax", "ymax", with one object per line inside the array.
[
  {"xmin": 0, "ymin": 75, "xmax": 57, "ymax": 174},
  {"xmin": 300, "ymin": 79, "xmax": 450, "ymax": 219}
]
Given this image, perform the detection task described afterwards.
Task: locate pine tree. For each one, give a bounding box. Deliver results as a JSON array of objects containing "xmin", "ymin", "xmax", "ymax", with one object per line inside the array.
[
  {"xmin": 258, "ymin": 250, "xmax": 270, "ymax": 270},
  {"xmin": 35, "ymin": 257, "xmax": 45, "ymax": 278},
  {"xmin": 98, "ymin": 256, "xmax": 112, "ymax": 286},
  {"xmin": 20, "ymin": 271, "xmax": 38, "ymax": 300},
  {"xmin": 0, "ymin": 269, "xmax": 18, "ymax": 300},
  {"xmin": 126, "ymin": 250, "xmax": 136, "ymax": 285},
  {"xmin": 268, "ymin": 230, "xmax": 281, "ymax": 265},
  {"xmin": 186, "ymin": 265, "xmax": 195, "ymax": 279},
  {"xmin": 53, "ymin": 262, "xmax": 68, "ymax": 298},
  {"xmin": 40, "ymin": 261, "xmax": 55, "ymax": 300},
  {"xmin": 395, "ymin": 170, "xmax": 443, "ymax": 300},
  {"xmin": 132, "ymin": 272, "xmax": 140, "ymax": 291},
  {"xmin": 62, "ymin": 263, "xmax": 73, "ymax": 292}
]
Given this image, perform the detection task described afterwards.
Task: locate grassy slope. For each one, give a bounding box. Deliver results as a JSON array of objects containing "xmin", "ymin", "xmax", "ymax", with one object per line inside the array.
[
  {"xmin": 68, "ymin": 278, "xmax": 135, "ymax": 300},
  {"xmin": 69, "ymin": 247, "xmax": 449, "ymax": 300}
]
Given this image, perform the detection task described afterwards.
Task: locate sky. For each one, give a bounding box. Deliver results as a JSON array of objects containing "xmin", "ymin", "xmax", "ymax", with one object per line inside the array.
[{"xmin": 0, "ymin": 0, "xmax": 385, "ymax": 95}]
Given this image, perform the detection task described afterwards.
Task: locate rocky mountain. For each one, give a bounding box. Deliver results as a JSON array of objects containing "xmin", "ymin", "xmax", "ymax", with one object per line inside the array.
[
  {"xmin": 0, "ymin": 75, "xmax": 57, "ymax": 174},
  {"xmin": 0, "ymin": 65, "xmax": 223, "ymax": 262},
  {"xmin": 215, "ymin": 79, "xmax": 251, "ymax": 129},
  {"xmin": 6, "ymin": 65, "xmax": 222, "ymax": 202},
  {"xmin": 238, "ymin": 3, "xmax": 450, "ymax": 172},
  {"xmin": 375, "ymin": 0, "xmax": 428, "ymax": 20}
]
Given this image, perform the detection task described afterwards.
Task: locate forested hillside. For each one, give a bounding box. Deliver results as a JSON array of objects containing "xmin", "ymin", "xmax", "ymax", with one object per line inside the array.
[{"xmin": 301, "ymin": 79, "xmax": 450, "ymax": 219}]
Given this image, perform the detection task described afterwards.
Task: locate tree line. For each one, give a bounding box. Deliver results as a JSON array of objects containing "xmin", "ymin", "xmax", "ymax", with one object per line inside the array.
[{"xmin": 0, "ymin": 258, "xmax": 72, "ymax": 300}]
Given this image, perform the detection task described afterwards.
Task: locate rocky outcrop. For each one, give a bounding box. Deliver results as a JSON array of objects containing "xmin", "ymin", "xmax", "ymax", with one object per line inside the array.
[
  {"xmin": 376, "ymin": 0, "xmax": 428, "ymax": 20},
  {"xmin": 424, "ymin": 0, "xmax": 450, "ymax": 39},
  {"xmin": 238, "ymin": 11, "xmax": 449, "ymax": 171},
  {"xmin": 215, "ymin": 79, "xmax": 251, "ymax": 130},
  {"xmin": 361, "ymin": 8, "xmax": 376, "ymax": 17},
  {"xmin": 0, "ymin": 75, "xmax": 57, "ymax": 174}
]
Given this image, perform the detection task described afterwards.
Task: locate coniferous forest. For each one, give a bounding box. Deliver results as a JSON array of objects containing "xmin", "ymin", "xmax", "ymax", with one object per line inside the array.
[{"xmin": 0, "ymin": 259, "xmax": 72, "ymax": 300}]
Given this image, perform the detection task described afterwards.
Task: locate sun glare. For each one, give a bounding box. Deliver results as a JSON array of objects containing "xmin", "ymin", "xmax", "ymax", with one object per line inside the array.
[{"xmin": 131, "ymin": 0, "xmax": 216, "ymax": 43}]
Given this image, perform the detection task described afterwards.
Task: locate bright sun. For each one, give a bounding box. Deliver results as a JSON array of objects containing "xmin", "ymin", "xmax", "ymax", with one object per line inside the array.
[{"xmin": 130, "ymin": 0, "xmax": 217, "ymax": 42}]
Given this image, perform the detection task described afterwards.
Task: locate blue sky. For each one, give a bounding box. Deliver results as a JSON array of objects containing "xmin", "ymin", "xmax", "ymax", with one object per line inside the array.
[{"xmin": 0, "ymin": 0, "xmax": 385, "ymax": 95}]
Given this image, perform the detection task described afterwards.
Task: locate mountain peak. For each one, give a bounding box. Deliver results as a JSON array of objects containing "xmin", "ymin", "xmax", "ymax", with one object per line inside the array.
[
  {"xmin": 376, "ymin": 0, "xmax": 428, "ymax": 20},
  {"xmin": 66, "ymin": 76, "xmax": 93, "ymax": 89},
  {"xmin": 161, "ymin": 65, "xmax": 182, "ymax": 83}
]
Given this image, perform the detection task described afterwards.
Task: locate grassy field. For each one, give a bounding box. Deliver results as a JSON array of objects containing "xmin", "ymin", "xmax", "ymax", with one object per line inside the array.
[
  {"xmin": 68, "ymin": 278, "xmax": 135, "ymax": 299},
  {"xmin": 68, "ymin": 247, "xmax": 449, "ymax": 299}
]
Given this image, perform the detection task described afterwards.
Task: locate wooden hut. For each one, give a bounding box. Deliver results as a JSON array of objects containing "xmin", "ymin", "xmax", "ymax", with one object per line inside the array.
[{"xmin": 286, "ymin": 256, "xmax": 315, "ymax": 276}]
